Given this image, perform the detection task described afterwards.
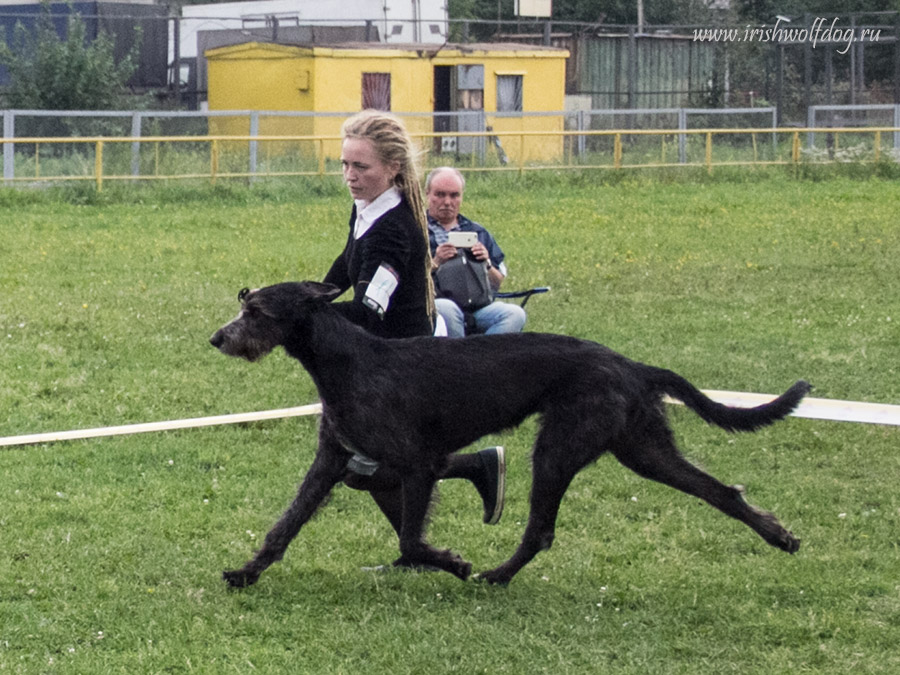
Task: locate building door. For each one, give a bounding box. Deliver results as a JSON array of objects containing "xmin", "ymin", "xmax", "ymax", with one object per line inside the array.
[
  {"xmin": 433, "ymin": 65, "xmax": 452, "ymax": 153},
  {"xmin": 432, "ymin": 64, "xmax": 485, "ymax": 156},
  {"xmin": 455, "ymin": 64, "xmax": 484, "ymax": 156}
]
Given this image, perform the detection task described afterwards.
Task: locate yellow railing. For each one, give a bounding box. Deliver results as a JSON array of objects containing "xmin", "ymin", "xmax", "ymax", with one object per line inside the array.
[{"xmin": 2, "ymin": 127, "xmax": 898, "ymax": 190}]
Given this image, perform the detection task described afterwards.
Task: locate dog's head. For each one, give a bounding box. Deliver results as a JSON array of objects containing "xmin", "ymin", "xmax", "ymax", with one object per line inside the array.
[{"xmin": 210, "ymin": 281, "xmax": 342, "ymax": 362}]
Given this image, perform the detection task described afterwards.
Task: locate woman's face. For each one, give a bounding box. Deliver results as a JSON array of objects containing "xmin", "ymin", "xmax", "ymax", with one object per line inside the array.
[{"xmin": 341, "ymin": 137, "xmax": 399, "ymax": 204}]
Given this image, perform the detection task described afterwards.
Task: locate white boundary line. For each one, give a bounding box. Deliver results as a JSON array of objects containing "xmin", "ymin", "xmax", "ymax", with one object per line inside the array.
[
  {"xmin": 1, "ymin": 392, "xmax": 898, "ymax": 449},
  {"xmin": 666, "ymin": 391, "xmax": 900, "ymax": 426},
  {"xmin": 0, "ymin": 403, "xmax": 323, "ymax": 448}
]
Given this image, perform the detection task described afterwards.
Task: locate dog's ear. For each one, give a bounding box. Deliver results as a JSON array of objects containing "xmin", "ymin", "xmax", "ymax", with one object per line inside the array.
[
  {"xmin": 238, "ymin": 287, "xmax": 265, "ymax": 307},
  {"xmin": 300, "ymin": 281, "xmax": 343, "ymax": 303}
]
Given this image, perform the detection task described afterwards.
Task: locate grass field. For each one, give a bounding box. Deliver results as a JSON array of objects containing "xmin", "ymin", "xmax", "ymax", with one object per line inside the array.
[{"xmin": 1, "ymin": 169, "xmax": 899, "ymax": 673}]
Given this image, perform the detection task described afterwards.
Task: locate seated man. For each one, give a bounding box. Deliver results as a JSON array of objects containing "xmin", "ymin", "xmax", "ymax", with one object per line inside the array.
[{"xmin": 426, "ymin": 166, "xmax": 527, "ymax": 337}]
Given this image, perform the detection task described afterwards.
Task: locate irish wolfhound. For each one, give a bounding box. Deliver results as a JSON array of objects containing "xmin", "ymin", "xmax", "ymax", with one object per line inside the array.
[{"xmin": 210, "ymin": 281, "xmax": 809, "ymax": 587}]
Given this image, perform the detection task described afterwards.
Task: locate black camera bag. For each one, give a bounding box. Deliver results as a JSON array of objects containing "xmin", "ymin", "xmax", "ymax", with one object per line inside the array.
[{"xmin": 434, "ymin": 251, "xmax": 493, "ymax": 311}]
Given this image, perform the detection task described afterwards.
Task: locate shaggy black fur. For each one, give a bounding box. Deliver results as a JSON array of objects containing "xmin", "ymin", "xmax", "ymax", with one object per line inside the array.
[{"xmin": 210, "ymin": 281, "xmax": 810, "ymax": 587}]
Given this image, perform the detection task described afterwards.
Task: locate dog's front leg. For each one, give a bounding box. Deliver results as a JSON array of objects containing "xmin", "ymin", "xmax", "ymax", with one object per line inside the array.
[
  {"xmin": 394, "ymin": 471, "xmax": 472, "ymax": 581},
  {"xmin": 223, "ymin": 437, "xmax": 349, "ymax": 588}
]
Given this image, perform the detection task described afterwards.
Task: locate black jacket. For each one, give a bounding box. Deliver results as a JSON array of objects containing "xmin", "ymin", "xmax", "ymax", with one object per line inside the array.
[{"xmin": 324, "ymin": 197, "xmax": 433, "ymax": 339}]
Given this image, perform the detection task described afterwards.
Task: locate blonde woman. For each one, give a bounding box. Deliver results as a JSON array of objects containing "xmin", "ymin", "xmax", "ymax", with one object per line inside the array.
[
  {"xmin": 323, "ymin": 109, "xmax": 435, "ymax": 338},
  {"xmin": 324, "ymin": 110, "xmax": 506, "ymax": 534}
]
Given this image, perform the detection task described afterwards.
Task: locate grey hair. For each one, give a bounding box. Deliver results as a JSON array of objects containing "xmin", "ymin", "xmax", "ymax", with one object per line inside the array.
[{"xmin": 425, "ymin": 166, "xmax": 466, "ymax": 194}]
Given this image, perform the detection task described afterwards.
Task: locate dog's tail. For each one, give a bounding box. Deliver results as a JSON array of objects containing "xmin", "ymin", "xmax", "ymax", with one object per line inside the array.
[{"xmin": 646, "ymin": 367, "xmax": 811, "ymax": 432}]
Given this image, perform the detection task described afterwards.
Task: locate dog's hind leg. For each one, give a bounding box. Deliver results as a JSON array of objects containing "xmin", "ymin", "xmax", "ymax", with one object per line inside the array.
[
  {"xmin": 394, "ymin": 469, "xmax": 473, "ymax": 580},
  {"xmin": 368, "ymin": 488, "xmax": 405, "ymax": 537},
  {"xmin": 343, "ymin": 469, "xmax": 405, "ymax": 537},
  {"xmin": 612, "ymin": 422, "xmax": 800, "ymax": 554},
  {"xmin": 479, "ymin": 424, "xmax": 588, "ymax": 585},
  {"xmin": 222, "ymin": 433, "xmax": 350, "ymax": 588}
]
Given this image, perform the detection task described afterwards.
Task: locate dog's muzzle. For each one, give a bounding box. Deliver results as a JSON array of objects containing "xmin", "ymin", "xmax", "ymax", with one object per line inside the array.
[{"xmin": 209, "ymin": 330, "xmax": 226, "ymax": 350}]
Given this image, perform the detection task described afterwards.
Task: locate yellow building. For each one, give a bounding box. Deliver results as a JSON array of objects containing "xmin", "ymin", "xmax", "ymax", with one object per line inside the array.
[{"xmin": 205, "ymin": 41, "xmax": 569, "ymax": 162}]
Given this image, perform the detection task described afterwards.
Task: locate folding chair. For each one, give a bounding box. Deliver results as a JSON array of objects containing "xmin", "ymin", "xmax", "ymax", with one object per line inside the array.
[
  {"xmin": 495, "ymin": 286, "xmax": 550, "ymax": 309},
  {"xmin": 459, "ymin": 286, "xmax": 550, "ymax": 335}
]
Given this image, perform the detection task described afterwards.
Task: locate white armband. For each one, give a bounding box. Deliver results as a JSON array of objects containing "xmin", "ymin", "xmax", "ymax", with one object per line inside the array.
[{"xmin": 362, "ymin": 263, "xmax": 399, "ymax": 317}]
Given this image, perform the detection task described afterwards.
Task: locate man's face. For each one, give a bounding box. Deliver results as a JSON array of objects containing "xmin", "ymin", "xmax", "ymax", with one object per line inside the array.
[{"xmin": 427, "ymin": 171, "xmax": 464, "ymax": 227}]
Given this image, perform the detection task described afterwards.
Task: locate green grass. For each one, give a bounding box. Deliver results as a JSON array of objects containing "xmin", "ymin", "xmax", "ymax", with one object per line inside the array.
[{"xmin": 1, "ymin": 169, "xmax": 899, "ymax": 673}]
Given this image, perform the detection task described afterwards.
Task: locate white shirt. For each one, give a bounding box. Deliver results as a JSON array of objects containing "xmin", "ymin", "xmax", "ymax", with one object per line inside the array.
[{"xmin": 354, "ymin": 187, "xmax": 402, "ymax": 240}]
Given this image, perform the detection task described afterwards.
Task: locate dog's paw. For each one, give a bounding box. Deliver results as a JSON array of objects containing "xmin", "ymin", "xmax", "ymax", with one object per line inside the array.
[
  {"xmin": 778, "ymin": 532, "xmax": 801, "ymax": 554},
  {"xmin": 391, "ymin": 556, "xmax": 441, "ymax": 573},
  {"xmin": 393, "ymin": 549, "xmax": 472, "ymax": 580},
  {"xmin": 222, "ymin": 568, "xmax": 259, "ymax": 588},
  {"xmin": 434, "ymin": 548, "xmax": 472, "ymax": 581},
  {"xmin": 473, "ymin": 568, "xmax": 512, "ymax": 586},
  {"xmin": 449, "ymin": 558, "xmax": 472, "ymax": 581}
]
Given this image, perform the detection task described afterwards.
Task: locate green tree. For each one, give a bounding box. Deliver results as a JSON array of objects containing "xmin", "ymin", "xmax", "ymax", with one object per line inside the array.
[
  {"xmin": 0, "ymin": 1, "xmax": 139, "ymax": 132},
  {"xmin": 450, "ymin": 0, "xmax": 717, "ymax": 26},
  {"xmin": 735, "ymin": 0, "xmax": 900, "ymax": 23}
]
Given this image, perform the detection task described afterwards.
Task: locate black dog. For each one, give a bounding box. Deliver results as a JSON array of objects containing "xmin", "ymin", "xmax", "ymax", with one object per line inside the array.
[{"xmin": 210, "ymin": 281, "xmax": 810, "ymax": 587}]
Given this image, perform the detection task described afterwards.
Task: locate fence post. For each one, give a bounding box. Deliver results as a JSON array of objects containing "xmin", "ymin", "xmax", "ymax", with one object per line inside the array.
[
  {"xmin": 614, "ymin": 133, "xmax": 622, "ymax": 168},
  {"xmin": 678, "ymin": 108, "xmax": 687, "ymax": 164},
  {"xmin": 578, "ymin": 109, "xmax": 586, "ymax": 157},
  {"xmin": 3, "ymin": 111, "xmax": 14, "ymax": 183},
  {"xmin": 894, "ymin": 104, "xmax": 900, "ymax": 150},
  {"xmin": 479, "ymin": 111, "xmax": 487, "ymax": 164},
  {"xmin": 249, "ymin": 111, "xmax": 259, "ymax": 180},
  {"xmin": 211, "ymin": 139, "xmax": 219, "ymax": 185},
  {"xmin": 807, "ymin": 105, "xmax": 816, "ymax": 150},
  {"xmin": 130, "ymin": 112, "xmax": 142, "ymax": 177},
  {"xmin": 705, "ymin": 132, "xmax": 712, "ymax": 175},
  {"xmin": 874, "ymin": 130, "xmax": 881, "ymax": 162},
  {"xmin": 791, "ymin": 131, "xmax": 801, "ymax": 164},
  {"xmin": 771, "ymin": 107, "xmax": 778, "ymax": 157},
  {"xmin": 518, "ymin": 132, "xmax": 524, "ymax": 176},
  {"xmin": 95, "ymin": 140, "xmax": 104, "ymax": 192}
]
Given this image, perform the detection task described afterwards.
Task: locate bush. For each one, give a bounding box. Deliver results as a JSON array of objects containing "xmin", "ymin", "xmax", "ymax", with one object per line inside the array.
[{"xmin": 0, "ymin": 0, "xmax": 139, "ymax": 136}]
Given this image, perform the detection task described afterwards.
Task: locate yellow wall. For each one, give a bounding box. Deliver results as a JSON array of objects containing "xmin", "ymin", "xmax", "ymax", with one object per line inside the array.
[
  {"xmin": 206, "ymin": 42, "xmax": 569, "ymax": 161},
  {"xmin": 435, "ymin": 51, "xmax": 568, "ymax": 163},
  {"xmin": 307, "ymin": 47, "xmax": 431, "ymax": 144},
  {"xmin": 207, "ymin": 44, "xmax": 317, "ymax": 138}
]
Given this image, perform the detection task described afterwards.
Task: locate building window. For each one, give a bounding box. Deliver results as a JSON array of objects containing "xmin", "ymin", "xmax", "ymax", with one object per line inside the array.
[
  {"xmin": 362, "ymin": 73, "xmax": 391, "ymax": 111},
  {"xmin": 497, "ymin": 75, "xmax": 523, "ymax": 112}
]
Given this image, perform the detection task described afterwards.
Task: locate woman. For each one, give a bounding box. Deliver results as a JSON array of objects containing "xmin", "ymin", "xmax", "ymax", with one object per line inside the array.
[
  {"xmin": 323, "ymin": 110, "xmax": 506, "ymax": 533},
  {"xmin": 323, "ymin": 109, "xmax": 435, "ymax": 338}
]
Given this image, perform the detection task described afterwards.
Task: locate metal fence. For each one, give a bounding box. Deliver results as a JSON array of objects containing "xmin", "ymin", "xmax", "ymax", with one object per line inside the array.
[
  {"xmin": 3, "ymin": 127, "xmax": 898, "ymax": 191},
  {"xmin": 2, "ymin": 108, "xmax": 898, "ymax": 189},
  {"xmin": 2, "ymin": 107, "xmax": 779, "ymax": 182},
  {"xmin": 807, "ymin": 104, "xmax": 900, "ymax": 150}
]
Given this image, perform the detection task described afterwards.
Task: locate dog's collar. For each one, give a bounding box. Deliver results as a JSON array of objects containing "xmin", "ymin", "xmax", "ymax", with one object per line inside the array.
[{"xmin": 347, "ymin": 452, "xmax": 380, "ymax": 476}]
